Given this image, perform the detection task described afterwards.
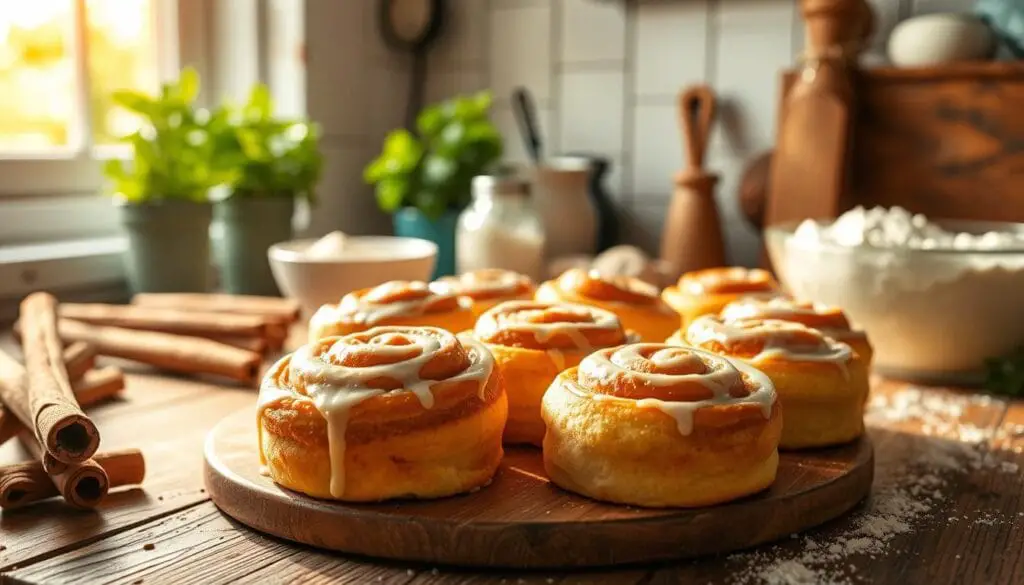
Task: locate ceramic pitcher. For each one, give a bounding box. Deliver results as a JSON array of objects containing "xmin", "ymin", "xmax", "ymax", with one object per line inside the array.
[{"xmin": 531, "ymin": 157, "xmax": 598, "ymax": 260}]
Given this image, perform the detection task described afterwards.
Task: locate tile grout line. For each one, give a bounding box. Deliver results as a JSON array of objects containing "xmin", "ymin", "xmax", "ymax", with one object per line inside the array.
[
  {"xmin": 549, "ymin": 0, "xmax": 563, "ymax": 155},
  {"xmin": 622, "ymin": 0, "xmax": 638, "ymax": 207}
]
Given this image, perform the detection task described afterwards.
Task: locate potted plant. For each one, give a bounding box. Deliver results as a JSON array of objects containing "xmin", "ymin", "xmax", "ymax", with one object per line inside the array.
[
  {"xmin": 103, "ymin": 67, "xmax": 235, "ymax": 293},
  {"xmin": 364, "ymin": 91, "xmax": 503, "ymax": 278},
  {"xmin": 213, "ymin": 84, "xmax": 323, "ymax": 295}
]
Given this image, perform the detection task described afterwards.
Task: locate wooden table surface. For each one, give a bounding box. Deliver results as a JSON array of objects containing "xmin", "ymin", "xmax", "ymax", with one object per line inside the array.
[{"xmin": 1, "ymin": 349, "xmax": 1023, "ymax": 584}]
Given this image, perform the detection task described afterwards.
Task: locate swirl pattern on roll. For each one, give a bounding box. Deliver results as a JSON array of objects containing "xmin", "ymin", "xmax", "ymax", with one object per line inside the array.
[
  {"xmin": 564, "ymin": 343, "xmax": 776, "ymax": 435},
  {"xmin": 678, "ymin": 267, "xmax": 779, "ymax": 296},
  {"xmin": 685, "ymin": 315, "xmax": 852, "ymax": 367},
  {"xmin": 433, "ymin": 269, "xmax": 534, "ymax": 301},
  {"xmin": 259, "ymin": 326, "xmax": 495, "ymax": 497},
  {"xmin": 720, "ymin": 296, "xmax": 851, "ymax": 331},
  {"xmin": 553, "ymin": 269, "xmax": 664, "ymax": 306},
  {"xmin": 474, "ymin": 301, "xmax": 626, "ymax": 350},
  {"xmin": 329, "ymin": 280, "xmax": 467, "ymax": 326}
]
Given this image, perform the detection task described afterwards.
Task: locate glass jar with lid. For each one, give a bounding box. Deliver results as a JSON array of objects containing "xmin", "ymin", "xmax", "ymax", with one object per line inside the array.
[{"xmin": 456, "ymin": 173, "xmax": 546, "ymax": 280}]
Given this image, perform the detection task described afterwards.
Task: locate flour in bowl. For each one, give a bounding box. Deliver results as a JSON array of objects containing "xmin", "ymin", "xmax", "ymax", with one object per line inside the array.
[{"xmin": 776, "ymin": 207, "xmax": 1024, "ymax": 379}]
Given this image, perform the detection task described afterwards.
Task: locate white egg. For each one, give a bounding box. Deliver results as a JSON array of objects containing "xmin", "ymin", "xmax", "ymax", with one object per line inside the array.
[{"xmin": 887, "ymin": 14, "xmax": 995, "ymax": 68}]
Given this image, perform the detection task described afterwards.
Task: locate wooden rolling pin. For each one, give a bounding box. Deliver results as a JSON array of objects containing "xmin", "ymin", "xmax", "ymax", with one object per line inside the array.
[{"xmin": 659, "ymin": 85, "xmax": 726, "ymax": 280}]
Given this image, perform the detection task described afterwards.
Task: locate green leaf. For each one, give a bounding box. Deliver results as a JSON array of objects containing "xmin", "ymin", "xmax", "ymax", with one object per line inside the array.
[
  {"xmin": 178, "ymin": 66, "xmax": 200, "ymax": 103},
  {"xmin": 112, "ymin": 91, "xmax": 156, "ymax": 117},
  {"xmin": 245, "ymin": 84, "xmax": 273, "ymax": 120},
  {"xmin": 375, "ymin": 178, "xmax": 409, "ymax": 212},
  {"xmin": 420, "ymin": 153, "xmax": 457, "ymax": 187}
]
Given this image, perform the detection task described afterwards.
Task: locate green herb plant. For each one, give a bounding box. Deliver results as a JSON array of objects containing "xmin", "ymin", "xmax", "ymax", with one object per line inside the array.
[
  {"xmin": 102, "ymin": 67, "xmax": 237, "ymax": 203},
  {"xmin": 363, "ymin": 91, "xmax": 503, "ymax": 220},
  {"xmin": 216, "ymin": 84, "xmax": 324, "ymax": 202}
]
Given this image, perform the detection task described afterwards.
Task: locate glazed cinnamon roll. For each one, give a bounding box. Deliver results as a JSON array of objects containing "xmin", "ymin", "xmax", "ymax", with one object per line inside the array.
[
  {"xmin": 719, "ymin": 296, "xmax": 873, "ymax": 364},
  {"xmin": 541, "ymin": 343, "xmax": 781, "ymax": 507},
  {"xmin": 661, "ymin": 267, "xmax": 781, "ymax": 326},
  {"xmin": 473, "ymin": 300, "xmax": 631, "ymax": 446},
  {"xmin": 535, "ymin": 269, "xmax": 678, "ymax": 342},
  {"xmin": 432, "ymin": 269, "xmax": 536, "ymax": 317},
  {"xmin": 309, "ymin": 280, "xmax": 475, "ymax": 341},
  {"xmin": 257, "ymin": 326, "xmax": 506, "ymax": 501},
  {"xmin": 679, "ymin": 316, "xmax": 868, "ymax": 449}
]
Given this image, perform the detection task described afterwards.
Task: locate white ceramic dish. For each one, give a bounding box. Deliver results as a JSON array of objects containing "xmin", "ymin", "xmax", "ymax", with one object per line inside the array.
[
  {"xmin": 766, "ymin": 219, "xmax": 1024, "ymax": 385},
  {"xmin": 268, "ymin": 236, "xmax": 437, "ymax": 317}
]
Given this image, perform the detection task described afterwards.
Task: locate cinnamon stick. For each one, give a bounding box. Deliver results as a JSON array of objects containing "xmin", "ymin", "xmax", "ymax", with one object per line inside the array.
[
  {"xmin": 56, "ymin": 319, "xmax": 261, "ymax": 385},
  {"xmin": 72, "ymin": 367, "xmax": 125, "ymax": 406},
  {"xmin": 61, "ymin": 303, "xmax": 276, "ymax": 338},
  {"xmin": 204, "ymin": 334, "xmax": 268, "ymax": 354},
  {"xmin": 0, "ymin": 448, "xmax": 144, "ymax": 510},
  {"xmin": 14, "ymin": 431, "xmax": 111, "ymax": 509},
  {"xmin": 16, "ymin": 293, "xmax": 101, "ymax": 466},
  {"xmin": 132, "ymin": 293, "xmax": 300, "ymax": 324},
  {"xmin": 63, "ymin": 342, "xmax": 97, "ymax": 382}
]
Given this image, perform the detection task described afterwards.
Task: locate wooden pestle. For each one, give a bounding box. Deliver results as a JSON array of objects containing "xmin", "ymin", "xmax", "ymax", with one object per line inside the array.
[{"xmin": 659, "ymin": 85, "xmax": 726, "ymax": 280}]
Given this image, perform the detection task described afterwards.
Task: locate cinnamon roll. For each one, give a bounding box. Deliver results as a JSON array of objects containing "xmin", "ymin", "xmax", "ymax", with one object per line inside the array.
[
  {"xmin": 473, "ymin": 300, "xmax": 631, "ymax": 446},
  {"xmin": 258, "ymin": 326, "xmax": 506, "ymax": 501},
  {"xmin": 541, "ymin": 343, "xmax": 781, "ymax": 508},
  {"xmin": 535, "ymin": 269, "xmax": 678, "ymax": 342},
  {"xmin": 680, "ymin": 316, "xmax": 868, "ymax": 449},
  {"xmin": 309, "ymin": 280, "xmax": 475, "ymax": 341},
  {"xmin": 719, "ymin": 296, "xmax": 873, "ymax": 365},
  {"xmin": 432, "ymin": 269, "xmax": 536, "ymax": 317},
  {"xmin": 661, "ymin": 267, "xmax": 781, "ymax": 326}
]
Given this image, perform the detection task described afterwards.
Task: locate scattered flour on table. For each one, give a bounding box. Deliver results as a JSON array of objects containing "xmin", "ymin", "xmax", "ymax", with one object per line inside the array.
[{"xmin": 728, "ymin": 388, "xmax": 1021, "ymax": 584}]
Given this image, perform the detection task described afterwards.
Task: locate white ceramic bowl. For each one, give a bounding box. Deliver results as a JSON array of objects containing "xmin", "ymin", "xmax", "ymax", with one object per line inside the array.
[
  {"xmin": 766, "ymin": 219, "xmax": 1024, "ymax": 385},
  {"xmin": 268, "ymin": 236, "xmax": 437, "ymax": 317}
]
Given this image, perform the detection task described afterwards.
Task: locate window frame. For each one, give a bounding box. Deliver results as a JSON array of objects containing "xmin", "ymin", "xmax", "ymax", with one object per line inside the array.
[{"xmin": 0, "ymin": 0, "xmax": 215, "ymax": 242}]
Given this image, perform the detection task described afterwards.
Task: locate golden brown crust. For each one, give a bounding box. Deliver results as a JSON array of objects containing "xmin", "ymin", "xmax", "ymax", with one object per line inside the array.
[
  {"xmin": 681, "ymin": 316, "xmax": 869, "ymax": 449},
  {"xmin": 258, "ymin": 327, "xmax": 507, "ymax": 501},
  {"xmin": 540, "ymin": 343, "xmax": 781, "ymax": 507},
  {"xmin": 719, "ymin": 296, "xmax": 874, "ymax": 364},
  {"xmin": 662, "ymin": 267, "xmax": 782, "ymax": 326},
  {"xmin": 309, "ymin": 281, "xmax": 475, "ymax": 341},
  {"xmin": 433, "ymin": 269, "xmax": 536, "ymax": 302},
  {"xmin": 474, "ymin": 301, "xmax": 628, "ymax": 446},
  {"xmin": 535, "ymin": 269, "xmax": 678, "ymax": 342}
]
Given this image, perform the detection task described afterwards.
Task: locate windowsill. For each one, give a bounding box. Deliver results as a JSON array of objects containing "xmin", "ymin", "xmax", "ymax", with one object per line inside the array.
[{"xmin": 0, "ymin": 236, "xmax": 129, "ymax": 322}]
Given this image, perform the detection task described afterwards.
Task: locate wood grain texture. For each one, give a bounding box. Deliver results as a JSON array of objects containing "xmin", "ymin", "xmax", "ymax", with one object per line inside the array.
[
  {"xmin": 203, "ymin": 409, "xmax": 873, "ymax": 569},
  {"xmin": 4, "ymin": 323, "xmax": 1024, "ymax": 585},
  {"xmin": 769, "ymin": 60, "xmax": 1024, "ymax": 229}
]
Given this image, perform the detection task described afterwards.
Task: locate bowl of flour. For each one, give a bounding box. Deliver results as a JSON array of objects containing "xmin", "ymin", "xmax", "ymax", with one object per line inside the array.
[{"xmin": 766, "ymin": 206, "xmax": 1024, "ymax": 385}]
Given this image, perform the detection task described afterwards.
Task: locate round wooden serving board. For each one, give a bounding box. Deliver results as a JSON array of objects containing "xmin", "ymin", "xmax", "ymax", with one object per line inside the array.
[{"xmin": 204, "ymin": 408, "xmax": 874, "ymax": 569}]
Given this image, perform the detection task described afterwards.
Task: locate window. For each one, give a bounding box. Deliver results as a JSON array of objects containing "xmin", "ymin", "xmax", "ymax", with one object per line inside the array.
[{"xmin": 0, "ymin": 0, "xmax": 208, "ymax": 245}]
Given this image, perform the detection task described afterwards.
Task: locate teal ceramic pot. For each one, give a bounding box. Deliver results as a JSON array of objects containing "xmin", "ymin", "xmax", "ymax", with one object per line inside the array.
[
  {"xmin": 215, "ymin": 195, "xmax": 295, "ymax": 296},
  {"xmin": 119, "ymin": 199, "xmax": 213, "ymax": 294},
  {"xmin": 393, "ymin": 208, "xmax": 457, "ymax": 278}
]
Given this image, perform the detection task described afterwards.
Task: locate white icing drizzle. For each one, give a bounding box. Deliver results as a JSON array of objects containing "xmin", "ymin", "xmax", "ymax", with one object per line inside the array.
[
  {"xmin": 569, "ymin": 343, "xmax": 776, "ymax": 436},
  {"xmin": 474, "ymin": 301, "xmax": 623, "ymax": 353},
  {"xmin": 255, "ymin": 327, "xmax": 494, "ymax": 498},
  {"xmin": 547, "ymin": 349, "xmax": 566, "ymax": 372},
  {"xmin": 686, "ymin": 316, "xmax": 853, "ymax": 379},
  {"xmin": 316, "ymin": 281, "xmax": 469, "ymax": 327},
  {"xmin": 720, "ymin": 296, "xmax": 843, "ymax": 323},
  {"xmin": 433, "ymin": 269, "xmax": 531, "ymax": 299},
  {"xmin": 680, "ymin": 267, "xmax": 777, "ymax": 296}
]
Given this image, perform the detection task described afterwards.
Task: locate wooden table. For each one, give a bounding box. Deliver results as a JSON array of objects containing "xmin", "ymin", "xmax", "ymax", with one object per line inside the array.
[{"xmin": 2, "ymin": 356, "xmax": 1023, "ymax": 584}]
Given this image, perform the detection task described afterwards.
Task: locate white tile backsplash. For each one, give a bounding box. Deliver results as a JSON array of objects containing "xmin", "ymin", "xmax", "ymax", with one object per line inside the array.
[
  {"xmin": 559, "ymin": 0, "xmax": 627, "ymax": 64},
  {"xmin": 380, "ymin": 0, "xmax": 977, "ymax": 263},
  {"xmin": 633, "ymin": 1, "xmax": 709, "ymax": 98},
  {"xmin": 492, "ymin": 104, "xmax": 555, "ymax": 164},
  {"xmin": 630, "ymin": 104, "xmax": 680, "ymax": 197},
  {"xmin": 557, "ymin": 70, "xmax": 625, "ymax": 154},
  {"xmin": 490, "ymin": 4, "xmax": 554, "ymax": 104}
]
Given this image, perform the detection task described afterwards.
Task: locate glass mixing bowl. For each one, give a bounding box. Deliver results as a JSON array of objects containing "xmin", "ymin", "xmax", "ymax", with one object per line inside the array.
[{"xmin": 765, "ymin": 219, "xmax": 1024, "ymax": 385}]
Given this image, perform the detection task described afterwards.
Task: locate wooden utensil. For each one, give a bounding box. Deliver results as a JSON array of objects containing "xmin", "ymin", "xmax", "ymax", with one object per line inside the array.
[{"xmin": 659, "ymin": 85, "xmax": 726, "ymax": 280}]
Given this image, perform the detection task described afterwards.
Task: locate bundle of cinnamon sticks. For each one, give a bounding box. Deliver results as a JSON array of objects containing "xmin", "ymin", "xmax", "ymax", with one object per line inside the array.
[
  {"xmin": 0, "ymin": 293, "xmax": 143, "ymax": 510},
  {"xmin": 15, "ymin": 293, "xmax": 299, "ymax": 386}
]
